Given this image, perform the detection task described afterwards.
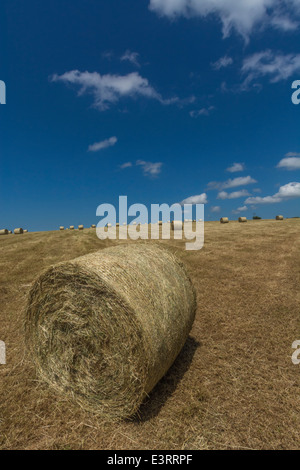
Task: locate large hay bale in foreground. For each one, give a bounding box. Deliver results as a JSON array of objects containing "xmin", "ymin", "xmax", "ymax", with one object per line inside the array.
[
  {"xmin": 220, "ymin": 217, "xmax": 229, "ymax": 224},
  {"xmin": 0, "ymin": 229, "xmax": 8, "ymax": 235},
  {"xmin": 276, "ymin": 215, "xmax": 284, "ymax": 220},
  {"xmin": 14, "ymin": 228, "xmax": 23, "ymax": 234},
  {"xmin": 25, "ymin": 244, "xmax": 196, "ymax": 420},
  {"xmin": 238, "ymin": 217, "xmax": 247, "ymax": 223}
]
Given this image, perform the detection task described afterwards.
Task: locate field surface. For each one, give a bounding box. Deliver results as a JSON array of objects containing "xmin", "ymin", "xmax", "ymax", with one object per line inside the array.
[{"xmin": 0, "ymin": 219, "xmax": 299, "ymax": 450}]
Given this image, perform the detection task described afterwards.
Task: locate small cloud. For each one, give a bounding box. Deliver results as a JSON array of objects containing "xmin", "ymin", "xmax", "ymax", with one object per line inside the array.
[
  {"xmin": 271, "ymin": 16, "xmax": 299, "ymax": 31},
  {"xmin": 102, "ymin": 51, "xmax": 114, "ymax": 60},
  {"xmin": 212, "ymin": 56, "xmax": 233, "ymax": 70},
  {"xmin": 232, "ymin": 205, "xmax": 248, "ymax": 214},
  {"xmin": 241, "ymin": 50, "xmax": 300, "ymax": 87},
  {"xmin": 51, "ymin": 70, "xmax": 176, "ymax": 111},
  {"xmin": 121, "ymin": 50, "xmax": 140, "ymax": 67},
  {"xmin": 245, "ymin": 182, "xmax": 300, "ymax": 204},
  {"xmin": 181, "ymin": 193, "xmax": 208, "ymax": 205},
  {"xmin": 217, "ymin": 189, "xmax": 250, "ymax": 200},
  {"xmin": 136, "ymin": 160, "xmax": 163, "ymax": 177},
  {"xmin": 253, "ymin": 188, "xmax": 262, "ymax": 193},
  {"xmin": 211, "ymin": 206, "xmax": 221, "ymax": 213},
  {"xmin": 88, "ymin": 136, "xmax": 117, "ymax": 152},
  {"xmin": 226, "ymin": 162, "xmax": 245, "ymax": 173},
  {"xmin": 190, "ymin": 106, "xmax": 215, "ymax": 118},
  {"xmin": 277, "ymin": 156, "xmax": 300, "ymax": 170},
  {"xmin": 120, "ymin": 162, "xmax": 132, "ymax": 169},
  {"xmin": 207, "ymin": 176, "xmax": 257, "ymax": 191}
]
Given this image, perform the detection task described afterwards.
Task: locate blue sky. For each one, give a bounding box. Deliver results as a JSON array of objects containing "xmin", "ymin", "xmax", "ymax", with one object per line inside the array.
[{"xmin": 1, "ymin": 0, "xmax": 300, "ymax": 231}]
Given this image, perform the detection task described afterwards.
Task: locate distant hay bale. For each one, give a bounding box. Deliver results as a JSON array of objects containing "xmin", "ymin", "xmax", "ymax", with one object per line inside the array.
[
  {"xmin": 106, "ymin": 223, "xmax": 112, "ymax": 228},
  {"xmin": 220, "ymin": 217, "xmax": 229, "ymax": 224},
  {"xmin": 171, "ymin": 220, "xmax": 183, "ymax": 231},
  {"xmin": 91, "ymin": 225, "xmax": 96, "ymax": 228},
  {"xmin": 59, "ymin": 226, "xmax": 64, "ymax": 231},
  {"xmin": 78, "ymin": 225, "xmax": 84, "ymax": 230},
  {"xmin": 116, "ymin": 223, "xmax": 119, "ymax": 227},
  {"xmin": 276, "ymin": 215, "xmax": 284, "ymax": 220},
  {"xmin": 8, "ymin": 231, "xmax": 12, "ymax": 234},
  {"xmin": 158, "ymin": 221, "xmax": 162, "ymax": 225},
  {"xmin": 238, "ymin": 217, "xmax": 247, "ymax": 223},
  {"xmin": 24, "ymin": 229, "xmax": 28, "ymax": 233},
  {"xmin": 70, "ymin": 226, "xmax": 74, "ymax": 230},
  {"xmin": 14, "ymin": 228, "xmax": 23, "ymax": 234},
  {"xmin": 0, "ymin": 229, "xmax": 8, "ymax": 235},
  {"xmin": 25, "ymin": 244, "xmax": 196, "ymax": 420}
]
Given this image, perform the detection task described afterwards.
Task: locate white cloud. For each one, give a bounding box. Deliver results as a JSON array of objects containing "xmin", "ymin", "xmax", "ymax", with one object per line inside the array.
[
  {"xmin": 120, "ymin": 162, "xmax": 133, "ymax": 169},
  {"xmin": 226, "ymin": 162, "xmax": 245, "ymax": 173},
  {"xmin": 242, "ymin": 50, "xmax": 300, "ymax": 85},
  {"xmin": 212, "ymin": 55, "xmax": 233, "ymax": 70},
  {"xmin": 181, "ymin": 193, "xmax": 208, "ymax": 205},
  {"xmin": 270, "ymin": 15, "xmax": 299, "ymax": 31},
  {"xmin": 136, "ymin": 160, "xmax": 163, "ymax": 177},
  {"xmin": 285, "ymin": 152, "xmax": 300, "ymax": 157},
  {"xmin": 148, "ymin": 0, "xmax": 300, "ymax": 41},
  {"xmin": 88, "ymin": 136, "xmax": 117, "ymax": 152},
  {"xmin": 217, "ymin": 189, "xmax": 250, "ymax": 199},
  {"xmin": 52, "ymin": 70, "xmax": 175, "ymax": 110},
  {"xmin": 277, "ymin": 156, "xmax": 300, "ymax": 170},
  {"xmin": 232, "ymin": 205, "xmax": 248, "ymax": 214},
  {"xmin": 121, "ymin": 50, "xmax": 140, "ymax": 67},
  {"xmin": 207, "ymin": 175, "xmax": 257, "ymax": 190},
  {"xmin": 211, "ymin": 205, "xmax": 221, "ymax": 212},
  {"xmin": 190, "ymin": 106, "xmax": 215, "ymax": 118},
  {"xmin": 245, "ymin": 182, "xmax": 300, "ymax": 204}
]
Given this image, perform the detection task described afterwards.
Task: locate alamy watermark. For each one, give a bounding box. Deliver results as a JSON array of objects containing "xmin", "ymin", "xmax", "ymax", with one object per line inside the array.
[
  {"xmin": 291, "ymin": 80, "xmax": 300, "ymax": 105},
  {"xmin": 96, "ymin": 197, "xmax": 204, "ymax": 251},
  {"xmin": 291, "ymin": 340, "xmax": 300, "ymax": 365},
  {"xmin": 0, "ymin": 340, "xmax": 6, "ymax": 365},
  {"xmin": 0, "ymin": 80, "xmax": 6, "ymax": 105}
]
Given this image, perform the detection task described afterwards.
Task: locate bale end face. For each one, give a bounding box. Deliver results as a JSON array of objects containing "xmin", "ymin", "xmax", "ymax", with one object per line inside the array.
[{"xmin": 25, "ymin": 244, "xmax": 196, "ymax": 420}]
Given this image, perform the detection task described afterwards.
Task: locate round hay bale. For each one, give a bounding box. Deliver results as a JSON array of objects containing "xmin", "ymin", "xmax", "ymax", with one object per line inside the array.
[
  {"xmin": 14, "ymin": 228, "xmax": 23, "ymax": 234},
  {"xmin": 238, "ymin": 217, "xmax": 247, "ymax": 223},
  {"xmin": 171, "ymin": 220, "xmax": 183, "ymax": 231},
  {"xmin": 24, "ymin": 229, "xmax": 28, "ymax": 233},
  {"xmin": 25, "ymin": 244, "xmax": 196, "ymax": 420},
  {"xmin": 8, "ymin": 230, "xmax": 12, "ymax": 234},
  {"xmin": 220, "ymin": 217, "xmax": 229, "ymax": 224},
  {"xmin": 158, "ymin": 221, "xmax": 162, "ymax": 226},
  {"xmin": 0, "ymin": 229, "xmax": 9, "ymax": 235},
  {"xmin": 78, "ymin": 225, "xmax": 84, "ymax": 230},
  {"xmin": 70, "ymin": 226, "xmax": 75, "ymax": 230},
  {"xmin": 276, "ymin": 215, "xmax": 284, "ymax": 220},
  {"xmin": 91, "ymin": 224, "xmax": 96, "ymax": 228},
  {"xmin": 59, "ymin": 226, "xmax": 64, "ymax": 231}
]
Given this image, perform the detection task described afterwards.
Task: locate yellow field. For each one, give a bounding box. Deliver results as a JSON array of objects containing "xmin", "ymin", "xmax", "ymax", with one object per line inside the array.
[{"xmin": 0, "ymin": 219, "xmax": 299, "ymax": 449}]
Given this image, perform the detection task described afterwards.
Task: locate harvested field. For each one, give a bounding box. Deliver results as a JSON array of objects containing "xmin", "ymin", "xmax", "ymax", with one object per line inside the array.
[{"xmin": 0, "ymin": 219, "xmax": 299, "ymax": 450}]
